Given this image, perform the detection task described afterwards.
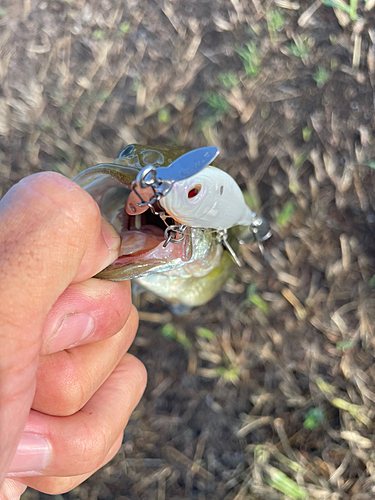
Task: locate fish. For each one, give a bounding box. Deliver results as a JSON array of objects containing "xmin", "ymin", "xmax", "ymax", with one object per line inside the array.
[{"xmin": 73, "ymin": 145, "xmax": 271, "ymax": 307}]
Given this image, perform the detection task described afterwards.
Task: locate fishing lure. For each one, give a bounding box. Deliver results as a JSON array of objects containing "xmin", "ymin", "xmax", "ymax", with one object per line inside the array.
[{"xmin": 73, "ymin": 145, "xmax": 271, "ymax": 307}]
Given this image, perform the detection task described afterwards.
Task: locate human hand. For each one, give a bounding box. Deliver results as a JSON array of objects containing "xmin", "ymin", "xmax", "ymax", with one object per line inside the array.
[{"xmin": 0, "ymin": 172, "xmax": 147, "ymax": 499}]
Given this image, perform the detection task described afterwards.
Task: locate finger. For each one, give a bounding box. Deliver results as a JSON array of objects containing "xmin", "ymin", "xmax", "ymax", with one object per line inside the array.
[
  {"xmin": 0, "ymin": 479, "xmax": 26, "ymax": 500},
  {"xmin": 0, "ymin": 172, "xmax": 120, "ymax": 480},
  {"xmin": 41, "ymin": 279, "xmax": 131, "ymax": 355},
  {"xmin": 16, "ymin": 434, "xmax": 123, "ymax": 495},
  {"xmin": 34, "ymin": 306, "xmax": 139, "ymax": 416},
  {"xmin": 7, "ymin": 354, "xmax": 146, "ymax": 477}
]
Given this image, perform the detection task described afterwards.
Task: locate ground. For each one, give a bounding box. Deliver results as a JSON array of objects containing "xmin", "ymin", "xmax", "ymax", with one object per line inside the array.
[{"xmin": 2, "ymin": 0, "xmax": 375, "ymax": 498}]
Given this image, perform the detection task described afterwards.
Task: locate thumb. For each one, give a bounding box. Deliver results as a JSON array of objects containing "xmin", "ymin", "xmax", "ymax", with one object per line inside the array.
[
  {"xmin": 0, "ymin": 480, "xmax": 26, "ymax": 500},
  {"xmin": 0, "ymin": 172, "xmax": 120, "ymax": 484}
]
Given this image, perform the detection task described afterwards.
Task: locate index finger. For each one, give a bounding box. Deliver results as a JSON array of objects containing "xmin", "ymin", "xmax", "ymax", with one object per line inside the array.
[{"xmin": 0, "ymin": 172, "xmax": 121, "ymax": 484}]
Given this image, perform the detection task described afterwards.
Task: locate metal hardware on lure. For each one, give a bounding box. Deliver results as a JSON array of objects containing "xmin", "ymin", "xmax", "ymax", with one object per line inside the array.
[
  {"xmin": 163, "ymin": 224, "xmax": 188, "ymax": 247},
  {"xmin": 125, "ymin": 147, "xmax": 219, "ymax": 215},
  {"xmin": 217, "ymin": 230, "xmax": 242, "ymax": 267},
  {"xmin": 250, "ymin": 215, "xmax": 272, "ymax": 243}
]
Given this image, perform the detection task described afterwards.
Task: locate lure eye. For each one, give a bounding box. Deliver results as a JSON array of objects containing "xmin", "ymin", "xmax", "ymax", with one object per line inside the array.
[{"xmin": 188, "ymin": 185, "xmax": 201, "ymax": 199}]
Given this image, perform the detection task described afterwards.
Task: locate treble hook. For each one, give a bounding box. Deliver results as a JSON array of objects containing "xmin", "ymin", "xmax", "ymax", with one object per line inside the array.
[{"xmin": 163, "ymin": 225, "xmax": 187, "ymax": 248}]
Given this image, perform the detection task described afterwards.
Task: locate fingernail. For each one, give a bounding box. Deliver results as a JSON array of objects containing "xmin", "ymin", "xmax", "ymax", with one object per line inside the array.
[
  {"xmin": 48, "ymin": 312, "xmax": 95, "ymax": 353},
  {"xmin": 101, "ymin": 217, "xmax": 121, "ymax": 254},
  {"xmin": 7, "ymin": 433, "xmax": 52, "ymax": 477},
  {"xmin": 100, "ymin": 217, "xmax": 121, "ymax": 271}
]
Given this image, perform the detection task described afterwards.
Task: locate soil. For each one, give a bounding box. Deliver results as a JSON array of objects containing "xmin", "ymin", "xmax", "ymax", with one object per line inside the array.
[{"xmin": 2, "ymin": 0, "xmax": 375, "ymax": 498}]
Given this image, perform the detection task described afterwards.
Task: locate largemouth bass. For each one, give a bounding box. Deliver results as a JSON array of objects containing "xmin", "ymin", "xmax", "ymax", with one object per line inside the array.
[{"xmin": 73, "ymin": 145, "xmax": 271, "ymax": 307}]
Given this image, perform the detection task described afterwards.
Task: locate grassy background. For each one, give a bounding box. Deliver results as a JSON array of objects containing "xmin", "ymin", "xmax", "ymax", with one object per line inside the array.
[{"xmin": 2, "ymin": 0, "xmax": 375, "ymax": 498}]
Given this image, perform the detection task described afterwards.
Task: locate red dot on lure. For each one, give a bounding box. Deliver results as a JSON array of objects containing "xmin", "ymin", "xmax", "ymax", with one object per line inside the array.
[{"xmin": 188, "ymin": 186, "xmax": 201, "ymax": 198}]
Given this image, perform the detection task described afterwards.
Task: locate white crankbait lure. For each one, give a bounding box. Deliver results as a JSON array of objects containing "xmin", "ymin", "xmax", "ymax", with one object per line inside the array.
[{"xmin": 160, "ymin": 165, "xmax": 257, "ymax": 230}]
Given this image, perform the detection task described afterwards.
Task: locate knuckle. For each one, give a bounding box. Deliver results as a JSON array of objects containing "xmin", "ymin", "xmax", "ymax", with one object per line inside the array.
[
  {"xmin": 35, "ymin": 358, "xmax": 88, "ymax": 416},
  {"xmin": 56, "ymin": 377, "xmax": 87, "ymax": 416},
  {"xmin": 1, "ymin": 173, "xmax": 102, "ymax": 276},
  {"xmin": 72, "ymin": 421, "xmax": 111, "ymax": 472},
  {"xmin": 20, "ymin": 172, "xmax": 101, "ymax": 235}
]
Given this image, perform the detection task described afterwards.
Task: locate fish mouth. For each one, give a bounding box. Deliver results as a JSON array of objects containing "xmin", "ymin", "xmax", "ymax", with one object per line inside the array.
[
  {"xmin": 104, "ymin": 202, "xmax": 191, "ymax": 273},
  {"xmin": 118, "ymin": 225, "xmax": 165, "ymax": 264},
  {"xmin": 116, "ymin": 209, "xmax": 167, "ymax": 265}
]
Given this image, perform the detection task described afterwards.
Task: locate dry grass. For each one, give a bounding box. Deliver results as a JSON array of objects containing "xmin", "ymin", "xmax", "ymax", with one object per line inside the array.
[{"xmin": 2, "ymin": 0, "xmax": 375, "ymax": 498}]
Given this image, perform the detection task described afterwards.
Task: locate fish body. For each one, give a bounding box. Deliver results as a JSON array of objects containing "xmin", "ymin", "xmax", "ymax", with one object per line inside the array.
[
  {"xmin": 73, "ymin": 144, "xmax": 269, "ymax": 307},
  {"xmin": 136, "ymin": 248, "xmax": 234, "ymax": 307}
]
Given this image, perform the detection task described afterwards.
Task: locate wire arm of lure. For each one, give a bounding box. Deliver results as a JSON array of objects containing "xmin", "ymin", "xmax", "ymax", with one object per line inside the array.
[{"xmin": 218, "ymin": 230, "xmax": 242, "ymax": 267}]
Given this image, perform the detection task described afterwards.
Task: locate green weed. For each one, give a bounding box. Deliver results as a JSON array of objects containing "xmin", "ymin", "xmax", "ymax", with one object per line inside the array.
[
  {"xmin": 304, "ymin": 408, "xmax": 324, "ymax": 430},
  {"xmin": 119, "ymin": 22, "xmax": 130, "ymax": 34},
  {"xmin": 266, "ymin": 10, "xmax": 285, "ymax": 44},
  {"xmin": 203, "ymin": 91, "xmax": 229, "ymax": 115},
  {"xmin": 267, "ymin": 467, "xmax": 308, "ymax": 499},
  {"xmin": 313, "ymin": 66, "xmax": 329, "ymax": 87},
  {"xmin": 158, "ymin": 108, "xmax": 171, "ymax": 123},
  {"xmin": 218, "ymin": 71, "xmax": 239, "ymax": 89},
  {"xmin": 216, "ymin": 366, "xmax": 240, "ymax": 384},
  {"xmin": 196, "ymin": 327, "xmax": 216, "ymax": 340},
  {"xmin": 160, "ymin": 323, "xmax": 191, "ymax": 348},
  {"xmin": 289, "ymin": 40, "xmax": 309, "ymax": 59},
  {"xmin": 302, "ymin": 126, "xmax": 312, "ymax": 142},
  {"xmin": 336, "ymin": 340, "xmax": 354, "ymax": 351},
  {"xmin": 276, "ymin": 201, "xmax": 295, "ymax": 227},
  {"xmin": 322, "ymin": 0, "xmax": 358, "ymax": 21},
  {"xmin": 331, "ymin": 398, "xmax": 371, "ymax": 426},
  {"xmin": 93, "ymin": 29, "xmax": 106, "ymax": 40},
  {"xmin": 198, "ymin": 116, "xmax": 218, "ymax": 132},
  {"xmin": 246, "ymin": 284, "xmax": 269, "ymax": 314},
  {"xmin": 236, "ymin": 42, "xmax": 262, "ymax": 78},
  {"xmin": 293, "ymin": 153, "xmax": 307, "ymax": 169}
]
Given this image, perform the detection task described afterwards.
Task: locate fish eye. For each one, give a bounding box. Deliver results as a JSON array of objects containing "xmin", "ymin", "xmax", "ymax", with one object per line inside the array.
[
  {"xmin": 119, "ymin": 145, "xmax": 135, "ymax": 158},
  {"xmin": 188, "ymin": 185, "xmax": 201, "ymax": 199}
]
